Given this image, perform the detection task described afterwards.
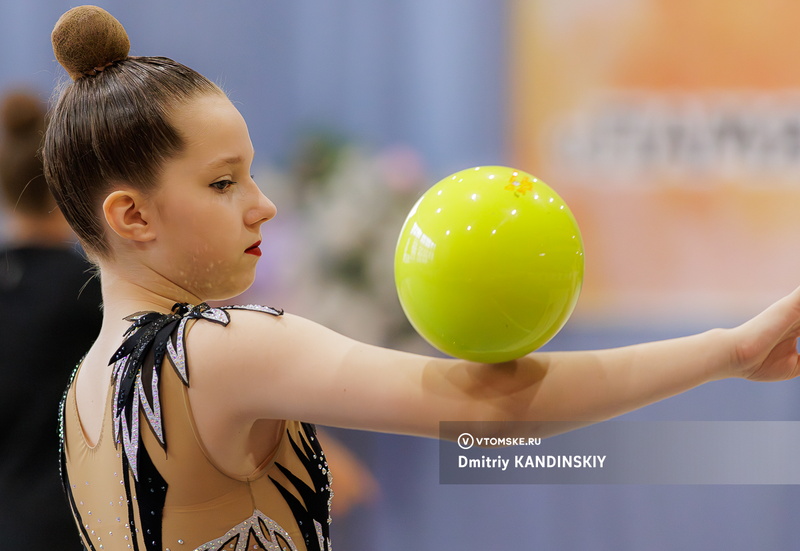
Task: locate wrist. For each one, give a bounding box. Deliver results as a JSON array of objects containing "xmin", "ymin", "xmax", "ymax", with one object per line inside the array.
[{"xmin": 704, "ymin": 327, "xmax": 739, "ymax": 382}]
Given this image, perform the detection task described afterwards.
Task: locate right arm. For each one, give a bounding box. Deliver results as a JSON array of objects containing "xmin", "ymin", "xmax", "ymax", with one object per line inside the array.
[{"xmin": 185, "ymin": 286, "xmax": 800, "ymax": 443}]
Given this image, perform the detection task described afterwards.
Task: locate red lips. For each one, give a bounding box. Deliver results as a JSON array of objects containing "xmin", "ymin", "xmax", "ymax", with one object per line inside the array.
[{"xmin": 245, "ymin": 240, "xmax": 262, "ymax": 257}]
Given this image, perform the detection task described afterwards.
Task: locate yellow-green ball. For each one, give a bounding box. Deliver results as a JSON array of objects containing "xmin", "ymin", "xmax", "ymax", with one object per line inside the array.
[{"xmin": 395, "ymin": 166, "xmax": 584, "ymax": 363}]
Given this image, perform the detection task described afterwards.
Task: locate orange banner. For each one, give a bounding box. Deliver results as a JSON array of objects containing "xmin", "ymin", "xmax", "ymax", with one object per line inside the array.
[{"xmin": 510, "ymin": 0, "xmax": 800, "ymax": 323}]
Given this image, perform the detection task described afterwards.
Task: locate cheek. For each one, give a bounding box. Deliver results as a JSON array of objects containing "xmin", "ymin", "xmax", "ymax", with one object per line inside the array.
[
  {"xmin": 162, "ymin": 200, "xmax": 218, "ymax": 250},
  {"xmin": 154, "ymin": 198, "xmax": 246, "ymax": 287},
  {"xmin": 177, "ymin": 226, "xmax": 224, "ymax": 261},
  {"xmin": 170, "ymin": 215, "xmax": 236, "ymax": 269}
]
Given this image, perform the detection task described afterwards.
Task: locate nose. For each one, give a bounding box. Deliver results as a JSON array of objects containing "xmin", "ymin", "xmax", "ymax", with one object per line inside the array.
[{"xmin": 246, "ymin": 184, "xmax": 277, "ymax": 227}]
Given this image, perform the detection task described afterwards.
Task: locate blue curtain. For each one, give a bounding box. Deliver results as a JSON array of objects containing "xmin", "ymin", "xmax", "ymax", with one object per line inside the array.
[{"xmin": 0, "ymin": 0, "xmax": 506, "ymax": 174}]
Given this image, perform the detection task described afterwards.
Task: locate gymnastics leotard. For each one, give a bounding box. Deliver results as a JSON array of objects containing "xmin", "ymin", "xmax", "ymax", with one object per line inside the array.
[{"xmin": 60, "ymin": 302, "xmax": 333, "ymax": 551}]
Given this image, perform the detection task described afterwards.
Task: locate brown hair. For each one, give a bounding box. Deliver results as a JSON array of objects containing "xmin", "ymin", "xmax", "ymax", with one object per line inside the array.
[
  {"xmin": 43, "ymin": 5, "xmax": 221, "ymax": 258},
  {"xmin": 0, "ymin": 90, "xmax": 49, "ymax": 215}
]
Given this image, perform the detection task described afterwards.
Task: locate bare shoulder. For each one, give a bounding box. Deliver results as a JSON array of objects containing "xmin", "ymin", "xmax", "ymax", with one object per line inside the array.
[
  {"xmin": 181, "ymin": 307, "xmax": 464, "ymax": 437},
  {"xmin": 182, "ymin": 309, "xmax": 355, "ymax": 417},
  {"xmin": 185, "ymin": 308, "xmax": 355, "ymax": 371}
]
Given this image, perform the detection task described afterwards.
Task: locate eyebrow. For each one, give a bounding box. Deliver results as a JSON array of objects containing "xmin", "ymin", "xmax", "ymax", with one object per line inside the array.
[{"xmin": 205, "ymin": 155, "xmax": 244, "ymax": 170}]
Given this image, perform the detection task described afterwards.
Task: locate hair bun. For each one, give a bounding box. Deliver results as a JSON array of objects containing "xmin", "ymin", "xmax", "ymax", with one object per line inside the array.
[
  {"xmin": 51, "ymin": 5, "xmax": 130, "ymax": 80},
  {"xmin": 0, "ymin": 91, "xmax": 45, "ymax": 138}
]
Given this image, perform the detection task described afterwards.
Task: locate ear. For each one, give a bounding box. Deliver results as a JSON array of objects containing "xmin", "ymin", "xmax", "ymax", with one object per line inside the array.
[{"xmin": 102, "ymin": 189, "xmax": 156, "ymax": 243}]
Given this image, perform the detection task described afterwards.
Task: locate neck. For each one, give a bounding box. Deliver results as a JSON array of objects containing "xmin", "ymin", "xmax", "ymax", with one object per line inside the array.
[
  {"xmin": 80, "ymin": 260, "xmax": 209, "ymax": 376},
  {"xmin": 97, "ymin": 261, "xmax": 206, "ymax": 331}
]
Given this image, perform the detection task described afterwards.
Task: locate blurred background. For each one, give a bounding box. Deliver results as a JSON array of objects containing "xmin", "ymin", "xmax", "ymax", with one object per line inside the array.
[{"xmin": 3, "ymin": 1, "xmax": 800, "ymax": 549}]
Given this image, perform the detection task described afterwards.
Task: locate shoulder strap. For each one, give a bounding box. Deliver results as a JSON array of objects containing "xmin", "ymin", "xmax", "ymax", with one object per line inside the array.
[
  {"xmin": 107, "ymin": 302, "xmax": 283, "ymax": 551},
  {"xmin": 110, "ymin": 302, "xmax": 283, "ymax": 478}
]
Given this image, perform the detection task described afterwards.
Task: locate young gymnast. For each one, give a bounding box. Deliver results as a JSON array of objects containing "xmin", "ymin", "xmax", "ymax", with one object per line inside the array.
[{"xmin": 46, "ymin": 6, "xmax": 800, "ymax": 551}]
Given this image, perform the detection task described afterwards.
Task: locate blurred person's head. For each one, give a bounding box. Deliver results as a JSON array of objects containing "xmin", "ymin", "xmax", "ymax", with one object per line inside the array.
[{"xmin": 0, "ymin": 89, "xmax": 72, "ymax": 244}]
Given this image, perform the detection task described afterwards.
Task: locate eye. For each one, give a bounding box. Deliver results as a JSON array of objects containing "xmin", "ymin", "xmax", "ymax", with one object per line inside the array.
[{"xmin": 210, "ymin": 179, "xmax": 236, "ymax": 192}]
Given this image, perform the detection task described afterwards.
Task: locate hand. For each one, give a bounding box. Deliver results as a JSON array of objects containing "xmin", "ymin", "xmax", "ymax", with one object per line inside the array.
[{"xmin": 730, "ymin": 286, "xmax": 800, "ymax": 381}]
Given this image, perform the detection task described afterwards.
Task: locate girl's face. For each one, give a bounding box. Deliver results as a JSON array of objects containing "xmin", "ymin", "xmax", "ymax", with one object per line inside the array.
[{"xmin": 146, "ymin": 92, "xmax": 276, "ymax": 302}]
